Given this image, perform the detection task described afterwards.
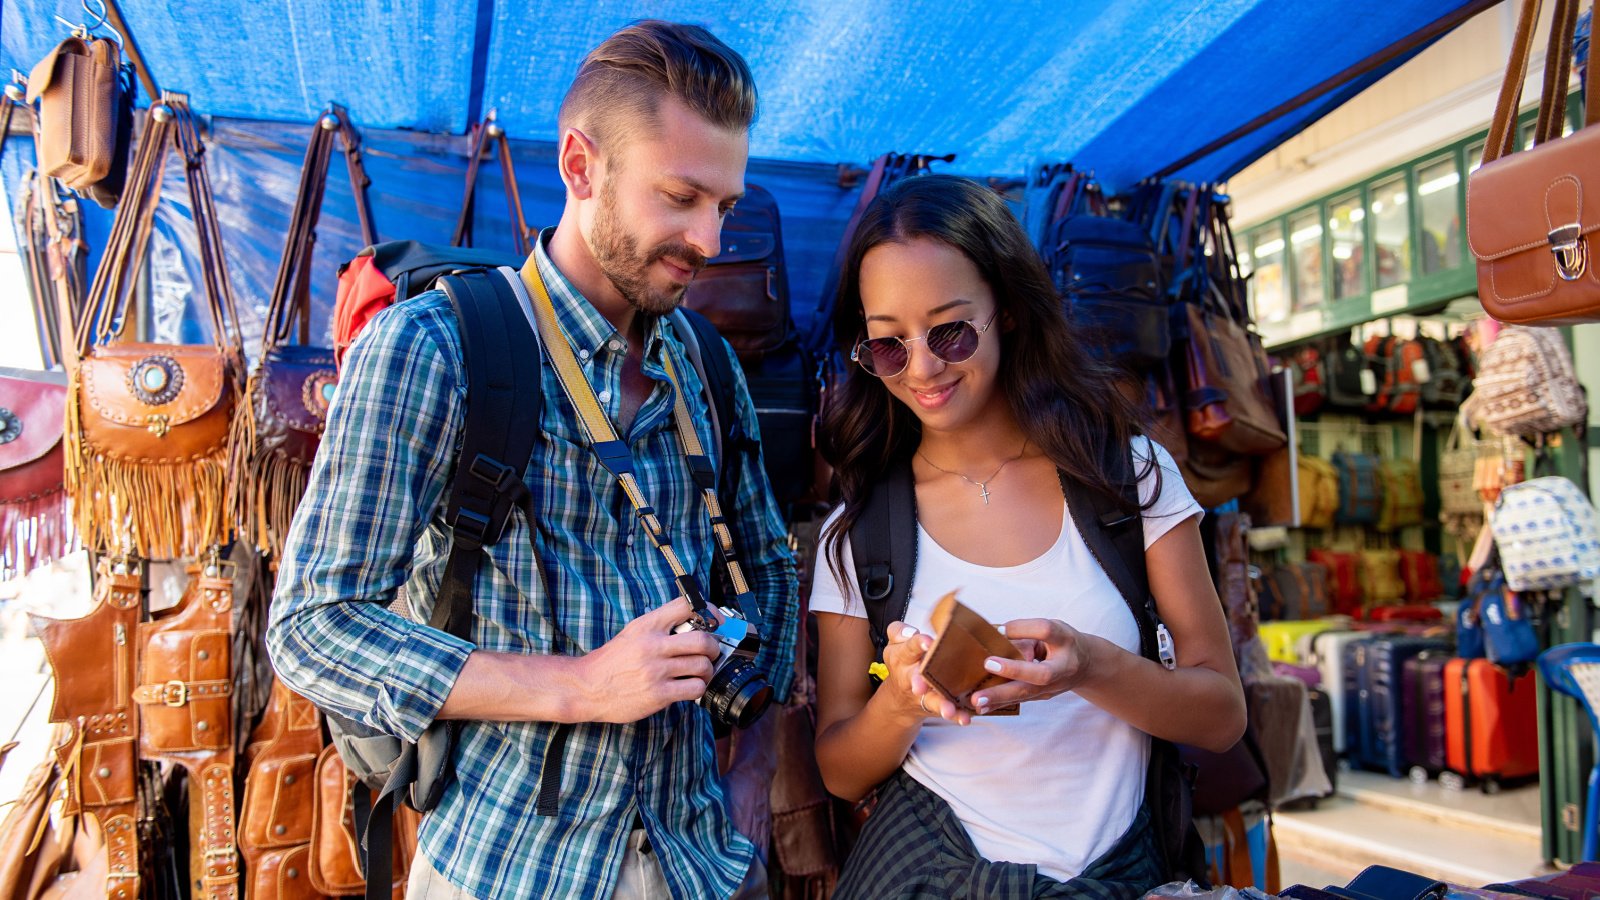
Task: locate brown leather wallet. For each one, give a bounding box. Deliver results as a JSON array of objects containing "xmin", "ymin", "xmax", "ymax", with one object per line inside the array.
[{"xmin": 919, "ymin": 592, "xmax": 1022, "ymax": 715}]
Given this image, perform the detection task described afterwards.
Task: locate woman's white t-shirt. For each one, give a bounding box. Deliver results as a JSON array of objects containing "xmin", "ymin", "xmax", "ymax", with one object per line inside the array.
[{"xmin": 809, "ymin": 437, "xmax": 1201, "ymax": 881}]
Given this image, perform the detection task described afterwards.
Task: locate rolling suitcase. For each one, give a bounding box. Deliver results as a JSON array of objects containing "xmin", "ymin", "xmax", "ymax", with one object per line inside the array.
[
  {"xmin": 1259, "ymin": 619, "xmax": 1340, "ymax": 666},
  {"xmin": 1443, "ymin": 657, "xmax": 1539, "ymax": 792},
  {"xmin": 1401, "ymin": 651, "xmax": 1449, "ymax": 780},
  {"xmin": 1309, "ymin": 630, "xmax": 1369, "ymax": 754},
  {"xmin": 1350, "ymin": 636, "xmax": 1451, "ymax": 777},
  {"xmin": 1307, "ymin": 687, "xmax": 1337, "ymax": 799}
]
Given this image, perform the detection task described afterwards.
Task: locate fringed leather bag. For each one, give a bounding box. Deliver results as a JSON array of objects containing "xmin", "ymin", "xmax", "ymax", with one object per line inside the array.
[
  {"xmin": 0, "ymin": 369, "xmax": 74, "ymax": 580},
  {"xmin": 229, "ymin": 104, "xmax": 377, "ymax": 556},
  {"xmin": 65, "ymin": 93, "xmax": 244, "ymax": 559}
]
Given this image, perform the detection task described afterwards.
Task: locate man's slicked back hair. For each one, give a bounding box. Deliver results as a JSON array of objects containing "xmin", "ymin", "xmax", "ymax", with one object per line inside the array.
[{"xmin": 558, "ymin": 20, "xmax": 757, "ymax": 157}]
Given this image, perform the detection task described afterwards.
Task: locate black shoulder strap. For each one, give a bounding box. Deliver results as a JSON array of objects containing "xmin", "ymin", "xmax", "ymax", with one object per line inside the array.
[
  {"xmin": 850, "ymin": 458, "xmax": 918, "ymax": 659},
  {"xmin": 1062, "ymin": 443, "xmax": 1160, "ymax": 663},
  {"xmin": 671, "ymin": 307, "xmax": 744, "ymax": 499}
]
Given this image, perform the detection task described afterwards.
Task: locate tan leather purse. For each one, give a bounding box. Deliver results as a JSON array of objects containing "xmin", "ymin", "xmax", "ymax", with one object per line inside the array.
[
  {"xmin": 65, "ymin": 93, "xmax": 243, "ymax": 559},
  {"xmin": 229, "ymin": 105, "xmax": 376, "ymax": 556},
  {"xmin": 1468, "ymin": 0, "xmax": 1600, "ymax": 325},
  {"xmin": 240, "ymin": 680, "xmax": 327, "ymax": 900},
  {"xmin": 26, "ymin": 560, "xmax": 143, "ymax": 900},
  {"xmin": 134, "ymin": 563, "xmax": 239, "ymax": 900},
  {"xmin": 309, "ymin": 746, "xmax": 417, "ymax": 898},
  {"xmin": 26, "ymin": 35, "xmax": 122, "ymax": 191}
]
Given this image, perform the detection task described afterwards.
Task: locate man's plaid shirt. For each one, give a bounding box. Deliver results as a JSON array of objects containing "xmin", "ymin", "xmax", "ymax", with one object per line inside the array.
[{"xmin": 268, "ymin": 236, "xmax": 799, "ymax": 899}]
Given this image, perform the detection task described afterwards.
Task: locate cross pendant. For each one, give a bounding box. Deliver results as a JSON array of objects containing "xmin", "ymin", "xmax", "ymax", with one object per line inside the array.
[{"xmin": 978, "ymin": 482, "xmax": 991, "ymax": 505}]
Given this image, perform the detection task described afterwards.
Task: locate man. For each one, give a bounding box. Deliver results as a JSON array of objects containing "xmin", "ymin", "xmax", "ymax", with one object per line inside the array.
[{"xmin": 267, "ymin": 20, "xmax": 797, "ymax": 900}]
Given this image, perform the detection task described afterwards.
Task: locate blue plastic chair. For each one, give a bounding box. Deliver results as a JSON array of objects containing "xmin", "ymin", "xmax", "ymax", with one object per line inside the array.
[{"xmin": 1537, "ymin": 643, "xmax": 1600, "ymax": 862}]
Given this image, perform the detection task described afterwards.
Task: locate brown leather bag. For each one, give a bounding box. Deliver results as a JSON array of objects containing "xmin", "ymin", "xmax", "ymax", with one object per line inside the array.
[
  {"xmin": 309, "ymin": 746, "xmax": 417, "ymax": 899},
  {"xmin": 65, "ymin": 94, "xmax": 243, "ymax": 559},
  {"xmin": 27, "ymin": 560, "xmax": 143, "ymax": 900},
  {"xmin": 0, "ymin": 369, "xmax": 73, "ymax": 581},
  {"xmin": 1468, "ymin": 0, "xmax": 1600, "ymax": 325},
  {"xmin": 229, "ymin": 105, "xmax": 377, "ymax": 556},
  {"xmin": 134, "ymin": 563, "xmax": 239, "ymax": 900},
  {"xmin": 26, "ymin": 35, "xmax": 122, "ymax": 191},
  {"xmin": 240, "ymin": 680, "xmax": 327, "ymax": 900}
]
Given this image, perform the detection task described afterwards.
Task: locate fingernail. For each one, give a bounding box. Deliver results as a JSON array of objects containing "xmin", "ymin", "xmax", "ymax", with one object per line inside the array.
[
  {"xmin": 974, "ymin": 695, "xmax": 989, "ymax": 708},
  {"xmin": 900, "ymin": 625, "xmax": 919, "ymax": 640},
  {"xmin": 996, "ymin": 624, "xmax": 1006, "ymax": 636},
  {"xmin": 984, "ymin": 659, "xmax": 1002, "ymax": 673}
]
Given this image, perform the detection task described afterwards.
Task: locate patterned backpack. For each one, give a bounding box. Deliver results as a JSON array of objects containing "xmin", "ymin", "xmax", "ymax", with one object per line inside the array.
[
  {"xmin": 1490, "ymin": 476, "xmax": 1600, "ymax": 592},
  {"xmin": 1467, "ymin": 326, "xmax": 1587, "ymax": 437},
  {"xmin": 1377, "ymin": 459, "xmax": 1425, "ymax": 532},
  {"xmin": 1333, "ymin": 451, "xmax": 1384, "ymax": 525}
]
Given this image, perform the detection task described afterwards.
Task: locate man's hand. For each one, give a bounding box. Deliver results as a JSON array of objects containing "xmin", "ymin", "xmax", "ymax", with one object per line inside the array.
[{"xmin": 574, "ymin": 597, "xmax": 723, "ymax": 724}]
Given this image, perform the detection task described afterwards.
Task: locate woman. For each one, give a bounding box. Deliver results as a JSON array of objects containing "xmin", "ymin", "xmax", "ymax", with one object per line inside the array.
[{"xmin": 809, "ymin": 174, "xmax": 1246, "ymax": 899}]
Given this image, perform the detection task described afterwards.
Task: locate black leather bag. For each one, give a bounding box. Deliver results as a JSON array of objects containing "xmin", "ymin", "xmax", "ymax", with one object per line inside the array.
[{"xmin": 684, "ymin": 184, "xmax": 791, "ymax": 362}]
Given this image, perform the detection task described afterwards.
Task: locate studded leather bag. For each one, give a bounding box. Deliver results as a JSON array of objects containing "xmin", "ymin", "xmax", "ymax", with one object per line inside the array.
[
  {"xmin": 0, "ymin": 369, "xmax": 74, "ymax": 580},
  {"xmin": 26, "ymin": 559, "xmax": 144, "ymax": 900},
  {"xmin": 229, "ymin": 104, "xmax": 377, "ymax": 556},
  {"xmin": 239, "ymin": 679, "xmax": 326, "ymax": 900},
  {"xmin": 65, "ymin": 93, "xmax": 243, "ymax": 559},
  {"xmin": 1468, "ymin": 0, "xmax": 1600, "ymax": 325},
  {"xmin": 309, "ymin": 745, "xmax": 417, "ymax": 898},
  {"xmin": 134, "ymin": 563, "xmax": 239, "ymax": 899}
]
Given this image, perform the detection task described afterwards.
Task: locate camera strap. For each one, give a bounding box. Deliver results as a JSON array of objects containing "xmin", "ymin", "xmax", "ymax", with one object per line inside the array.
[{"xmin": 519, "ymin": 256, "xmax": 760, "ymax": 628}]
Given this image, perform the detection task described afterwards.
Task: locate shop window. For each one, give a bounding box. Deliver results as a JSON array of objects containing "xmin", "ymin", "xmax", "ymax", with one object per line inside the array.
[
  {"xmin": 1467, "ymin": 139, "xmax": 1487, "ymax": 174},
  {"xmin": 1289, "ymin": 209, "xmax": 1324, "ymax": 311},
  {"xmin": 1249, "ymin": 225, "xmax": 1288, "ymax": 323},
  {"xmin": 1416, "ymin": 157, "xmax": 1462, "ymax": 276},
  {"xmin": 1368, "ymin": 174, "xmax": 1410, "ymax": 288},
  {"xmin": 1327, "ymin": 192, "xmax": 1365, "ymax": 300}
]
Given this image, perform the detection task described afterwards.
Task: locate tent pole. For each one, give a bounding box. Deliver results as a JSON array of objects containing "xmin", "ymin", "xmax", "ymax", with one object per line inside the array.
[
  {"xmin": 103, "ymin": 0, "xmax": 160, "ymax": 102},
  {"xmin": 1147, "ymin": 0, "xmax": 1500, "ymax": 181}
]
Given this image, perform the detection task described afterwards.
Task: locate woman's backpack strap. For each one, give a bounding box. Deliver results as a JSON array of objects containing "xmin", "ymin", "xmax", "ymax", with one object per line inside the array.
[{"xmin": 849, "ymin": 458, "xmax": 917, "ymax": 658}]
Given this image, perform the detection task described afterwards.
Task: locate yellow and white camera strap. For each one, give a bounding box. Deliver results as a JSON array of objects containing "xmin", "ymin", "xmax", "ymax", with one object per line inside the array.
[{"xmin": 520, "ymin": 259, "xmax": 754, "ymax": 617}]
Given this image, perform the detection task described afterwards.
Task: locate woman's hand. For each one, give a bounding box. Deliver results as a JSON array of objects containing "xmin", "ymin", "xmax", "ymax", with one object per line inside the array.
[
  {"xmin": 969, "ymin": 618, "xmax": 1094, "ymax": 712},
  {"xmin": 883, "ymin": 621, "xmax": 970, "ymax": 726}
]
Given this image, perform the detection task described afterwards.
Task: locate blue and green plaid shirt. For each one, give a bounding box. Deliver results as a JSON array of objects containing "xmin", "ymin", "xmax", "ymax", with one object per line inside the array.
[{"xmin": 267, "ymin": 234, "xmax": 798, "ymax": 899}]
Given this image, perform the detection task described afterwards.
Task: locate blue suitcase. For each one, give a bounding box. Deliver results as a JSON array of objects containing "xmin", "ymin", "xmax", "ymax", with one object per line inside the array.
[{"xmin": 1349, "ymin": 636, "xmax": 1452, "ymax": 777}]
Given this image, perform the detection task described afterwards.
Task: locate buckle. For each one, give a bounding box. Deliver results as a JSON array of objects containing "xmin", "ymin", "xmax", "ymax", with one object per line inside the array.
[
  {"xmin": 203, "ymin": 845, "xmax": 237, "ymax": 860},
  {"xmin": 1548, "ymin": 224, "xmax": 1588, "ymax": 281},
  {"xmin": 162, "ymin": 680, "xmax": 188, "ymax": 708}
]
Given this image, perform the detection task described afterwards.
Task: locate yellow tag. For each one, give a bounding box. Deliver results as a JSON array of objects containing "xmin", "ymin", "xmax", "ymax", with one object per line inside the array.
[{"xmin": 868, "ymin": 662, "xmax": 889, "ymax": 682}]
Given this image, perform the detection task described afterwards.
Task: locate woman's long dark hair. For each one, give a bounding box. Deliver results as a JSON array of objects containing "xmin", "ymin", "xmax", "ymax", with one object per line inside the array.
[{"xmin": 820, "ymin": 174, "xmax": 1157, "ymax": 601}]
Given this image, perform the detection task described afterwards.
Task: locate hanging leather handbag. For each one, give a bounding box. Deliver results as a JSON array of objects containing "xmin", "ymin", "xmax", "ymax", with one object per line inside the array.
[
  {"xmin": 683, "ymin": 183, "xmax": 792, "ymax": 362},
  {"xmin": 65, "ymin": 94, "xmax": 244, "ymax": 559},
  {"xmin": 310, "ymin": 745, "xmax": 418, "ymax": 898},
  {"xmin": 1468, "ymin": 0, "xmax": 1600, "ymax": 325},
  {"xmin": 230, "ymin": 104, "xmax": 377, "ymax": 556},
  {"xmin": 26, "ymin": 33, "xmax": 124, "ymax": 191},
  {"xmin": 26, "ymin": 558, "xmax": 144, "ymax": 899},
  {"xmin": 134, "ymin": 561, "xmax": 240, "ymax": 899},
  {"xmin": 1176, "ymin": 196, "xmax": 1286, "ymax": 456},
  {"xmin": 240, "ymin": 679, "xmax": 325, "ymax": 900},
  {"xmin": 0, "ymin": 369, "xmax": 74, "ymax": 580}
]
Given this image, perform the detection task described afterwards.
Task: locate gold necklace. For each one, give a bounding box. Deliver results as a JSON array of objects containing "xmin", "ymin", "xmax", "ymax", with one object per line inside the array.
[{"xmin": 917, "ymin": 440, "xmax": 1029, "ymax": 506}]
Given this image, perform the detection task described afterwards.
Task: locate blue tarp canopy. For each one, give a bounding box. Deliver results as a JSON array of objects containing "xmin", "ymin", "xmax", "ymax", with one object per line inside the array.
[{"xmin": 0, "ymin": 0, "xmax": 1488, "ymax": 348}]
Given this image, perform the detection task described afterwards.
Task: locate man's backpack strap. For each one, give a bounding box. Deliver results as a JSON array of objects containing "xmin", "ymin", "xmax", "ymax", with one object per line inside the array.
[
  {"xmin": 356, "ymin": 267, "xmax": 542, "ymax": 900},
  {"xmin": 849, "ymin": 458, "xmax": 918, "ymax": 660}
]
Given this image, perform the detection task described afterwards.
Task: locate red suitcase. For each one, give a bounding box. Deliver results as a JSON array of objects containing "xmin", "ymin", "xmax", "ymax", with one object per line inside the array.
[{"xmin": 1443, "ymin": 658, "xmax": 1539, "ymax": 792}]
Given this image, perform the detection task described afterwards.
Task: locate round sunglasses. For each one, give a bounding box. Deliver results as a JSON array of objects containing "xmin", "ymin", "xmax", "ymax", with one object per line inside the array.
[{"xmin": 850, "ymin": 311, "xmax": 999, "ymax": 377}]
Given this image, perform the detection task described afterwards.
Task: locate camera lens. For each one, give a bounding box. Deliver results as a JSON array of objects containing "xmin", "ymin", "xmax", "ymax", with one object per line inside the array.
[{"xmin": 703, "ymin": 657, "xmax": 772, "ymax": 729}]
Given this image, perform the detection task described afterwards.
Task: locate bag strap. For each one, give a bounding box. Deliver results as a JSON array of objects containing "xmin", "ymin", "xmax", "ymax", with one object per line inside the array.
[
  {"xmin": 78, "ymin": 94, "xmax": 241, "ymax": 357},
  {"xmin": 1481, "ymin": 0, "xmax": 1595, "ymax": 164},
  {"xmin": 451, "ymin": 113, "xmax": 532, "ymax": 255},
  {"xmin": 670, "ymin": 308, "xmax": 747, "ymax": 524},
  {"xmin": 849, "ymin": 458, "xmax": 918, "ymax": 659}
]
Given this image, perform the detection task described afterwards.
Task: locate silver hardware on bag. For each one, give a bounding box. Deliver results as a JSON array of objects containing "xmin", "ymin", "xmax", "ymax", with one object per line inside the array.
[
  {"xmin": 1156, "ymin": 623, "xmax": 1177, "ymax": 671},
  {"xmin": 1548, "ymin": 224, "xmax": 1588, "ymax": 281}
]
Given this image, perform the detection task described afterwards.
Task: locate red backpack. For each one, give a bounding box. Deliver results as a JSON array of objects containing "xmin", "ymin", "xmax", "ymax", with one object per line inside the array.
[{"xmin": 1290, "ymin": 345, "xmax": 1326, "ymax": 416}]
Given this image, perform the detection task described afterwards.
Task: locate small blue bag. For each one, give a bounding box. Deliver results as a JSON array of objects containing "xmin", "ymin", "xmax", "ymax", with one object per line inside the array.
[
  {"xmin": 1455, "ymin": 565, "xmax": 1494, "ymax": 660},
  {"xmin": 1481, "ymin": 582, "xmax": 1539, "ymax": 667}
]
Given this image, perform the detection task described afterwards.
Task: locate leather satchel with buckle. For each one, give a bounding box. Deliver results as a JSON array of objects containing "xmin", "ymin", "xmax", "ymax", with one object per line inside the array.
[
  {"xmin": 1468, "ymin": 0, "xmax": 1600, "ymax": 325},
  {"xmin": 134, "ymin": 562, "xmax": 240, "ymax": 900},
  {"xmin": 239, "ymin": 679, "xmax": 326, "ymax": 900},
  {"xmin": 26, "ymin": 558, "xmax": 144, "ymax": 900},
  {"xmin": 229, "ymin": 104, "xmax": 377, "ymax": 556},
  {"xmin": 65, "ymin": 93, "xmax": 243, "ymax": 560}
]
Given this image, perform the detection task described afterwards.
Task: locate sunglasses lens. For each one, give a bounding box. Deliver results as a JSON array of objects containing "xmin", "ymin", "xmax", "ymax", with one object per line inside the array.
[
  {"xmin": 858, "ymin": 338, "xmax": 909, "ymax": 376},
  {"xmin": 927, "ymin": 321, "xmax": 979, "ymax": 363}
]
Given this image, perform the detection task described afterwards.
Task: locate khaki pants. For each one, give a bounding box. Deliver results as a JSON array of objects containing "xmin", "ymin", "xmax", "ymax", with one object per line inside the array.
[{"xmin": 406, "ymin": 831, "xmax": 770, "ymax": 899}]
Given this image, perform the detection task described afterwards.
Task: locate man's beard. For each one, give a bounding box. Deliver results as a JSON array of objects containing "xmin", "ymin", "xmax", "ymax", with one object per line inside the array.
[{"xmin": 589, "ymin": 178, "xmax": 707, "ymax": 316}]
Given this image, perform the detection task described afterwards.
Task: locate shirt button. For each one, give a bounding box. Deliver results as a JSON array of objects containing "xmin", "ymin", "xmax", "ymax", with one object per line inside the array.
[
  {"xmin": 578, "ymin": 349, "xmax": 590, "ymax": 361},
  {"xmin": 608, "ymin": 339, "xmax": 624, "ymax": 353},
  {"xmin": 598, "ymin": 389, "xmax": 613, "ymax": 404}
]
